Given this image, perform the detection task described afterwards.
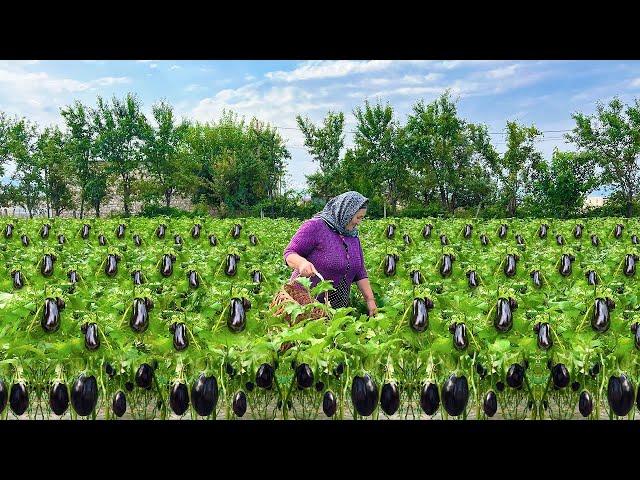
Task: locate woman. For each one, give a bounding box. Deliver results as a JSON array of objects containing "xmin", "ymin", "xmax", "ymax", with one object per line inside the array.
[{"xmin": 283, "ymin": 191, "xmax": 377, "ymax": 316}]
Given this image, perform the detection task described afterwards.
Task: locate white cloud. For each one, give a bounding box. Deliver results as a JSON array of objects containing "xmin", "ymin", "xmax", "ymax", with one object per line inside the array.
[
  {"xmin": 137, "ymin": 60, "xmax": 152, "ymax": 63},
  {"xmin": 265, "ymin": 60, "xmax": 396, "ymax": 82},
  {"xmin": 170, "ymin": 65, "xmax": 181, "ymax": 70},
  {"xmin": 150, "ymin": 64, "xmax": 158, "ymax": 69},
  {"xmin": 244, "ymin": 75, "xmax": 256, "ymax": 81},
  {"xmin": 629, "ymin": 78, "xmax": 640, "ymax": 88},
  {"xmin": 486, "ymin": 64, "xmax": 520, "ymax": 79},
  {"xmin": 184, "ymin": 84, "xmax": 205, "ymax": 92}
]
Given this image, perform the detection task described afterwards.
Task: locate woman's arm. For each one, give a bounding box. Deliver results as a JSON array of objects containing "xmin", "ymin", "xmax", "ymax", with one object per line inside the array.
[
  {"xmin": 285, "ymin": 253, "xmax": 318, "ymax": 277},
  {"xmin": 356, "ymin": 277, "xmax": 377, "ymax": 317}
]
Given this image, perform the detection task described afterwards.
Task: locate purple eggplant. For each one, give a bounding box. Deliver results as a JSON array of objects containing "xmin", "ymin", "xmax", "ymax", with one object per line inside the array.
[
  {"xmin": 383, "ymin": 254, "xmax": 398, "ymax": 277},
  {"xmin": 410, "ymin": 297, "xmax": 434, "ymax": 332},
  {"xmin": 558, "ymin": 253, "xmax": 575, "ymax": 277},
  {"xmin": 623, "ymin": 254, "xmax": 637, "ymax": 277},
  {"xmin": 504, "ymin": 254, "xmax": 518, "ymax": 277},
  {"xmin": 156, "ymin": 224, "xmax": 166, "ymax": 239},
  {"xmin": 538, "ymin": 224, "xmax": 548, "ymax": 238},
  {"xmin": 225, "ymin": 253, "xmax": 240, "ymax": 276},
  {"xmin": 422, "ymin": 224, "xmax": 433, "ymax": 239},
  {"xmin": 467, "ymin": 270, "xmax": 479, "ymax": 288},
  {"xmin": 160, "ymin": 254, "xmax": 176, "ymax": 277},
  {"xmin": 592, "ymin": 297, "xmax": 614, "ymax": 333},
  {"xmin": 494, "ymin": 297, "xmax": 516, "ymax": 332},
  {"xmin": 440, "ymin": 253, "xmax": 454, "ymax": 277},
  {"xmin": 12, "ymin": 270, "xmax": 24, "ymax": 289},
  {"xmin": 105, "ymin": 254, "xmax": 119, "ymax": 277},
  {"xmin": 81, "ymin": 224, "xmax": 90, "ymax": 239}
]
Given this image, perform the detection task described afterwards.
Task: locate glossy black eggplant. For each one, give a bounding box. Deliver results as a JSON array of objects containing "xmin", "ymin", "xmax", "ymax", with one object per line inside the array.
[
  {"xmin": 506, "ymin": 363, "xmax": 525, "ymax": 388},
  {"xmin": 422, "ymin": 224, "xmax": 433, "ymax": 239},
  {"xmin": 42, "ymin": 297, "xmax": 64, "ymax": 333},
  {"xmin": 403, "ymin": 234, "xmax": 412, "ymax": 245},
  {"xmin": 232, "ymin": 391, "xmax": 247, "ymax": 417},
  {"xmin": 515, "ymin": 234, "xmax": 524, "ymax": 245},
  {"xmin": 322, "ymin": 391, "xmax": 337, "ymax": 417},
  {"xmin": 632, "ymin": 322, "xmax": 640, "ymax": 350},
  {"xmin": 12, "ymin": 270, "xmax": 24, "ymax": 289},
  {"xmin": 169, "ymin": 382, "xmax": 190, "ymax": 416},
  {"xmin": 295, "ymin": 363, "xmax": 314, "ymax": 389},
  {"xmin": 98, "ymin": 234, "xmax": 106, "ymax": 246},
  {"xmin": 131, "ymin": 270, "xmax": 144, "ymax": 285},
  {"xmin": 574, "ymin": 224, "xmax": 583, "ymax": 238},
  {"xmin": 209, "ymin": 234, "xmax": 217, "ymax": 246},
  {"xmin": 383, "ymin": 253, "xmax": 398, "ymax": 276},
  {"xmin": 385, "ymin": 224, "xmax": 395, "ymax": 239},
  {"xmin": 556, "ymin": 234, "xmax": 564, "ymax": 246},
  {"xmin": 4, "ymin": 223, "xmax": 13, "ymax": 238},
  {"xmin": 79, "ymin": 224, "xmax": 90, "ymax": 240},
  {"xmin": 116, "ymin": 224, "xmax": 126, "ymax": 238},
  {"xmin": 559, "ymin": 254, "xmax": 575, "ymax": 276},
  {"xmin": 160, "ymin": 253, "xmax": 175, "ymax": 277},
  {"xmin": 420, "ymin": 382, "xmax": 440, "ymax": 415},
  {"xmin": 58, "ymin": 234, "xmax": 66, "ymax": 244},
  {"xmin": 551, "ymin": 363, "xmax": 570, "ymax": 389},
  {"xmin": 607, "ymin": 374, "xmax": 634, "ymax": 417},
  {"xmin": 130, "ymin": 298, "xmax": 152, "ymax": 333},
  {"xmin": 9, "ymin": 382, "xmax": 28, "ymax": 416},
  {"xmin": 498, "ymin": 224, "xmax": 508, "ymax": 239},
  {"xmin": 0, "ymin": 381, "xmax": 7, "ymax": 414},
  {"xmin": 174, "ymin": 234, "xmax": 182, "ymax": 245},
  {"xmin": 463, "ymin": 224, "xmax": 473, "ymax": 239},
  {"xmin": 351, "ymin": 374, "xmax": 378, "ymax": 417},
  {"xmin": 480, "ymin": 234, "xmax": 489, "ymax": 246},
  {"xmin": 191, "ymin": 373, "xmax": 218, "ymax": 416},
  {"xmin": 156, "ymin": 224, "xmax": 166, "ymax": 238},
  {"xmin": 133, "ymin": 234, "xmax": 141, "ymax": 247},
  {"xmin": 21, "ymin": 235, "xmax": 29, "ymax": 247},
  {"xmin": 538, "ymin": 224, "xmax": 548, "ymax": 238},
  {"xmin": 171, "ymin": 322, "xmax": 189, "ymax": 351},
  {"xmin": 380, "ymin": 383, "xmax": 400, "ymax": 416},
  {"xmin": 494, "ymin": 297, "xmax": 516, "ymax": 332},
  {"xmin": 231, "ymin": 224, "xmax": 242, "ymax": 239},
  {"xmin": 632, "ymin": 235, "xmax": 639, "ymax": 245},
  {"xmin": 585, "ymin": 270, "xmax": 598, "ymax": 286},
  {"xmin": 255, "ymin": 363, "xmax": 274, "ymax": 389},
  {"xmin": 84, "ymin": 323, "xmax": 100, "ymax": 351},
  {"xmin": 623, "ymin": 254, "xmax": 638, "ymax": 277},
  {"xmin": 249, "ymin": 234, "xmax": 258, "ymax": 246},
  {"xmin": 467, "ymin": 270, "xmax": 479, "ymax": 288},
  {"xmin": 40, "ymin": 224, "xmax": 50, "ymax": 239},
  {"xmin": 135, "ymin": 364, "xmax": 154, "ymax": 389},
  {"xmin": 225, "ymin": 253, "xmax": 240, "ymax": 276},
  {"xmin": 504, "ymin": 254, "xmax": 518, "ymax": 277},
  {"xmin": 191, "ymin": 224, "xmax": 201, "ymax": 239},
  {"xmin": 614, "ymin": 223, "xmax": 623, "ymax": 239},
  {"xmin": 251, "ymin": 270, "xmax": 264, "ymax": 283},
  {"xmin": 452, "ymin": 322, "xmax": 468, "ymax": 350},
  {"xmin": 531, "ymin": 270, "xmax": 542, "ymax": 288},
  {"xmin": 71, "ymin": 374, "xmax": 98, "ymax": 417},
  {"xmin": 440, "ymin": 234, "xmax": 449, "ymax": 246},
  {"xmin": 579, "ymin": 391, "xmax": 593, "ymax": 417},
  {"xmin": 442, "ymin": 374, "xmax": 469, "ymax": 417},
  {"xmin": 535, "ymin": 322, "xmax": 553, "ymax": 350},
  {"xmin": 66, "ymin": 270, "xmax": 78, "ymax": 285},
  {"xmin": 483, "ymin": 391, "xmax": 497, "ymax": 417},
  {"xmin": 440, "ymin": 253, "xmax": 454, "ymax": 277},
  {"xmin": 105, "ymin": 254, "xmax": 119, "ymax": 277},
  {"xmin": 41, "ymin": 253, "xmax": 55, "ymax": 277},
  {"xmin": 112, "ymin": 391, "xmax": 126, "ymax": 418},
  {"xmin": 592, "ymin": 297, "xmax": 614, "ymax": 333},
  {"xmin": 410, "ymin": 297, "xmax": 434, "ymax": 333},
  {"xmin": 187, "ymin": 270, "xmax": 200, "ymax": 289},
  {"xmin": 228, "ymin": 297, "xmax": 250, "ymax": 333},
  {"xmin": 49, "ymin": 382, "xmax": 69, "ymax": 416},
  {"xmin": 591, "ymin": 234, "xmax": 600, "ymax": 246}
]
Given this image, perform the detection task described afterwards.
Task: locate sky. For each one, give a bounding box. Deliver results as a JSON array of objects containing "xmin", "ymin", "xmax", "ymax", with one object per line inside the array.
[{"xmin": 2, "ymin": 59, "xmax": 639, "ymax": 194}]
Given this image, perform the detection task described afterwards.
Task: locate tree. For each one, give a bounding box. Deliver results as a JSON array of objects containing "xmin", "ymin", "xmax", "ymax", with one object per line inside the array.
[
  {"xmin": 0, "ymin": 112, "xmax": 12, "ymax": 179},
  {"xmin": 6, "ymin": 119, "xmax": 43, "ymax": 218},
  {"xmin": 35, "ymin": 127, "xmax": 74, "ymax": 216},
  {"xmin": 566, "ymin": 97, "xmax": 640, "ymax": 217},
  {"xmin": 487, "ymin": 121, "xmax": 543, "ymax": 217}
]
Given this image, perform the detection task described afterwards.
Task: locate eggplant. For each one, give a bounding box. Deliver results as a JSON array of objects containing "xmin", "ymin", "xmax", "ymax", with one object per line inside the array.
[
  {"xmin": 632, "ymin": 235, "xmax": 639, "ymax": 245},
  {"xmin": 131, "ymin": 270, "xmax": 144, "ymax": 286},
  {"xmin": 130, "ymin": 298, "xmax": 151, "ymax": 333},
  {"xmin": 42, "ymin": 297, "xmax": 63, "ymax": 333},
  {"xmin": 351, "ymin": 374, "xmax": 378, "ymax": 417},
  {"xmin": 506, "ymin": 363, "xmax": 525, "ymax": 389},
  {"xmin": 591, "ymin": 234, "xmax": 600, "ymax": 246},
  {"xmin": 420, "ymin": 382, "xmax": 440, "ymax": 415},
  {"xmin": 21, "ymin": 234, "xmax": 29, "ymax": 247},
  {"xmin": 112, "ymin": 391, "xmax": 126, "ymax": 418},
  {"xmin": 171, "ymin": 322, "xmax": 189, "ymax": 351},
  {"xmin": 585, "ymin": 270, "xmax": 598, "ymax": 286},
  {"xmin": 98, "ymin": 234, "xmax": 106, "ymax": 246},
  {"xmin": 592, "ymin": 297, "xmax": 614, "ymax": 333},
  {"xmin": 67, "ymin": 270, "xmax": 78, "ymax": 284},
  {"xmin": 160, "ymin": 253, "xmax": 175, "ymax": 277},
  {"xmin": 191, "ymin": 374, "xmax": 218, "ymax": 416},
  {"xmin": 12, "ymin": 270, "xmax": 24, "ymax": 289},
  {"xmin": 174, "ymin": 234, "xmax": 182, "ymax": 245},
  {"xmin": 579, "ymin": 391, "xmax": 593, "ymax": 417},
  {"xmin": 232, "ymin": 391, "xmax": 247, "ymax": 417},
  {"xmin": 116, "ymin": 224, "xmax": 126, "ymax": 238},
  {"xmin": 442, "ymin": 374, "xmax": 469, "ymax": 417},
  {"xmin": 480, "ymin": 234, "xmax": 489, "ymax": 246},
  {"xmin": 556, "ymin": 234, "xmax": 564, "ymax": 246},
  {"xmin": 380, "ymin": 383, "xmax": 400, "ymax": 416},
  {"xmin": 105, "ymin": 254, "xmax": 119, "ymax": 277},
  {"xmin": 133, "ymin": 234, "xmax": 141, "ymax": 247},
  {"xmin": 383, "ymin": 254, "xmax": 398, "ymax": 276},
  {"xmin": 463, "ymin": 224, "xmax": 472, "ymax": 239},
  {"xmin": 81, "ymin": 224, "xmax": 90, "ymax": 239},
  {"xmin": 440, "ymin": 253, "xmax": 454, "ymax": 278},
  {"xmin": 385, "ymin": 224, "xmax": 395, "ymax": 239},
  {"xmin": 440, "ymin": 234, "xmax": 449, "ymax": 246},
  {"xmin": 71, "ymin": 374, "xmax": 98, "ymax": 417},
  {"xmin": 483, "ymin": 391, "xmax": 497, "ymax": 417},
  {"xmin": 0, "ymin": 381, "xmax": 9, "ymax": 414},
  {"xmin": 607, "ymin": 374, "xmax": 634, "ymax": 417},
  {"xmin": 538, "ymin": 224, "xmax": 548, "ymax": 238},
  {"xmin": 49, "ymin": 382, "xmax": 69, "ymax": 416},
  {"xmin": 531, "ymin": 270, "xmax": 542, "ymax": 288},
  {"xmin": 41, "ymin": 253, "xmax": 55, "ymax": 277},
  {"xmin": 135, "ymin": 363, "xmax": 154, "ymax": 389},
  {"xmin": 187, "ymin": 270, "xmax": 200, "ymax": 289},
  {"xmin": 574, "ymin": 224, "xmax": 583, "ymax": 239},
  {"xmin": 156, "ymin": 224, "xmax": 166, "ymax": 239},
  {"xmin": 40, "ymin": 224, "xmax": 50, "ymax": 239},
  {"xmin": 515, "ymin": 234, "xmax": 524, "ymax": 245},
  {"xmin": 191, "ymin": 224, "xmax": 201, "ymax": 239},
  {"xmin": 58, "ymin": 234, "xmax": 66, "ymax": 244},
  {"xmin": 551, "ymin": 363, "xmax": 570, "ymax": 389},
  {"xmin": 534, "ymin": 322, "xmax": 553, "ymax": 350},
  {"xmin": 249, "ymin": 234, "xmax": 258, "ymax": 246},
  {"xmin": 632, "ymin": 323, "xmax": 640, "ymax": 350},
  {"xmin": 228, "ymin": 297, "xmax": 250, "ymax": 333},
  {"xmin": 558, "ymin": 253, "xmax": 575, "ymax": 276},
  {"xmin": 225, "ymin": 253, "xmax": 240, "ymax": 276},
  {"xmin": 410, "ymin": 297, "xmax": 434, "ymax": 333},
  {"xmin": 322, "ymin": 391, "xmax": 337, "ymax": 417},
  {"xmin": 209, "ymin": 234, "xmax": 217, "ymax": 246},
  {"xmin": 255, "ymin": 363, "xmax": 274, "ymax": 389},
  {"xmin": 295, "ymin": 363, "xmax": 314, "ymax": 389},
  {"xmin": 84, "ymin": 322, "xmax": 100, "ymax": 351},
  {"xmin": 498, "ymin": 224, "xmax": 507, "ymax": 239},
  {"xmin": 614, "ymin": 223, "xmax": 624, "ymax": 239},
  {"xmin": 9, "ymin": 382, "xmax": 28, "ymax": 416},
  {"xmin": 504, "ymin": 254, "xmax": 518, "ymax": 277},
  {"xmin": 451, "ymin": 322, "xmax": 467, "ymax": 350},
  {"xmin": 494, "ymin": 297, "xmax": 515, "ymax": 332},
  {"xmin": 403, "ymin": 234, "xmax": 412, "ymax": 245},
  {"xmin": 623, "ymin": 254, "xmax": 638, "ymax": 277},
  {"xmin": 4, "ymin": 223, "xmax": 13, "ymax": 238},
  {"xmin": 410, "ymin": 270, "xmax": 423, "ymax": 285},
  {"xmin": 231, "ymin": 224, "xmax": 242, "ymax": 239},
  {"xmin": 422, "ymin": 224, "xmax": 433, "ymax": 239},
  {"xmin": 169, "ymin": 382, "xmax": 190, "ymax": 416}
]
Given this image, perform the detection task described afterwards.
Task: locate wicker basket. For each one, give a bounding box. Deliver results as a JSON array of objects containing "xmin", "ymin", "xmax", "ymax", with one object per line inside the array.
[{"xmin": 270, "ymin": 273, "xmax": 329, "ymax": 326}]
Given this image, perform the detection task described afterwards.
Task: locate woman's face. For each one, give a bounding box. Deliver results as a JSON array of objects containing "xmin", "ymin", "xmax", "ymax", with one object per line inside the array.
[{"xmin": 346, "ymin": 208, "xmax": 367, "ymax": 231}]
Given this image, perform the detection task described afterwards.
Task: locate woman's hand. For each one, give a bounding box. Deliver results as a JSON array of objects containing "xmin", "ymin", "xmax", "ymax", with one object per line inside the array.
[
  {"xmin": 366, "ymin": 298, "xmax": 378, "ymax": 317},
  {"xmin": 298, "ymin": 259, "xmax": 318, "ymax": 278}
]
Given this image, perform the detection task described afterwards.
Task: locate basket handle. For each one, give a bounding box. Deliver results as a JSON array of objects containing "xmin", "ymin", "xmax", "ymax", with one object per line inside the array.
[{"xmin": 311, "ymin": 271, "xmax": 330, "ymax": 306}]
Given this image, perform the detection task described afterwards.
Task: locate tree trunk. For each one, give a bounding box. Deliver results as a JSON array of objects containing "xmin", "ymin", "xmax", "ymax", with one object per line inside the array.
[
  {"xmin": 95, "ymin": 203, "xmax": 100, "ymax": 218},
  {"xmin": 165, "ymin": 188, "xmax": 172, "ymax": 208},
  {"xmin": 80, "ymin": 197, "xmax": 85, "ymax": 220},
  {"xmin": 123, "ymin": 176, "xmax": 131, "ymax": 216},
  {"xmin": 627, "ymin": 192, "xmax": 634, "ymax": 218},
  {"xmin": 508, "ymin": 195, "xmax": 516, "ymax": 217}
]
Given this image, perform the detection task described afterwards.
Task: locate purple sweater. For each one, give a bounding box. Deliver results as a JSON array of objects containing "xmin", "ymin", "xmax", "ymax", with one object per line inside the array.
[{"xmin": 283, "ymin": 218, "xmax": 368, "ymax": 294}]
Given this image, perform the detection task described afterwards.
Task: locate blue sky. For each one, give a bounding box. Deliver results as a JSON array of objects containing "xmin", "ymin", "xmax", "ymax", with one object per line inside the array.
[{"xmin": 2, "ymin": 60, "xmax": 639, "ymax": 194}]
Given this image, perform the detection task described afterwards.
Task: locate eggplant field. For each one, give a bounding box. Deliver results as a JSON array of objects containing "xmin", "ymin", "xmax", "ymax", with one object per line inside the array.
[{"xmin": 0, "ymin": 216, "xmax": 639, "ymax": 420}]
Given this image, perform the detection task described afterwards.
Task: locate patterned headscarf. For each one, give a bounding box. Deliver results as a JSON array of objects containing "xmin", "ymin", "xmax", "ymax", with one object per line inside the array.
[{"xmin": 313, "ymin": 191, "xmax": 368, "ymax": 237}]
